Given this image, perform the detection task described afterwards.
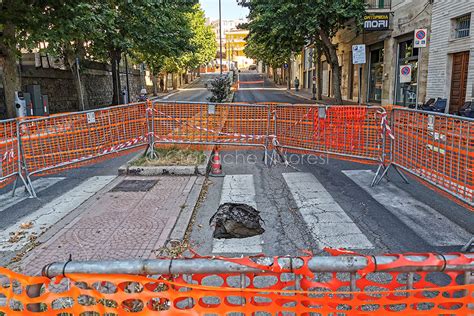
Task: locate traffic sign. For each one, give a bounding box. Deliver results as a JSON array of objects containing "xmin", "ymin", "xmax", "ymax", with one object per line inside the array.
[
  {"xmin": 284, "ymin": 63, "xmax": 288, "ymax": 69},
  {"xmin": 352, "ymin": 45, "xmax": 366, "ymax": 64},
  {"xmin": 414, "ymin": 29, "xmax": 428, "ymax": 48},
  {"xmin": 400, "ymin": 65, "xmax": 412, "ymax": 83}
]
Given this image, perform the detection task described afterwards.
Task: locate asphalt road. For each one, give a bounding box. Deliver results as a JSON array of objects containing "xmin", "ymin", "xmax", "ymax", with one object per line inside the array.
[{"xmin": 234, "ymin": 71, "xmax": 313, "ymax": 104}]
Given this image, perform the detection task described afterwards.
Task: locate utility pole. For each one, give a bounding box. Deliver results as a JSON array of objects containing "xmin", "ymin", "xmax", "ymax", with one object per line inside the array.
[{"xmin": 219, "ymin": 0, "xmax": 223, "ymax": 74}]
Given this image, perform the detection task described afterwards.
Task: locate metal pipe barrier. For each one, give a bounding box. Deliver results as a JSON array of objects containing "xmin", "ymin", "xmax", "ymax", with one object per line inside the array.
[
  {"xmin": 0, "ymin": 252, "xmax": 472, "ymax": 314},
  {"xmin": 380, "ymin": 108, "xmax": 474, "ymax": 208}
]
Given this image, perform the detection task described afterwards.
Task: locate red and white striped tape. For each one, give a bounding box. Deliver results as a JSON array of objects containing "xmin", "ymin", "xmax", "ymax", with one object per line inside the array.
[{"xmin": 380, "ymin": 112, "xmax": 395, "ymax": 140}]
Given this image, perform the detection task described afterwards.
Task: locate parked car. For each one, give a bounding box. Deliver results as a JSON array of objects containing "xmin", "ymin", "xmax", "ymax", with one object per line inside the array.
[{"xmin": 248, "ymin": 64, "xmax": 257, "ymax": 70}]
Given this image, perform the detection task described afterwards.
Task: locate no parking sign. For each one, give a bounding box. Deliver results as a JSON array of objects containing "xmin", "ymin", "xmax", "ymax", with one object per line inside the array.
[
  {"xmin": 414, "ymin": 29, "xmax": 428, "ymax": 48},
  {"xmin": 400, "ymin": 65, "xmax": 412, "ymax": 83}
]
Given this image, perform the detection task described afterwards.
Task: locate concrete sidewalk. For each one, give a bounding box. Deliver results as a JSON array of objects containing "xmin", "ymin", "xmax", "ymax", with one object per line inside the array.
[{"xmin": 17, "ymin": 175, "xmax": 203, "ymax": 275}]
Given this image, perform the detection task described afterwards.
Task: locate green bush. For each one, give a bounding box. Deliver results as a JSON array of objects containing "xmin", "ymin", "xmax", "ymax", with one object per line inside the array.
[{"xmin": 207, "ymin": 75, "xmax": 231, "ymax": 103}]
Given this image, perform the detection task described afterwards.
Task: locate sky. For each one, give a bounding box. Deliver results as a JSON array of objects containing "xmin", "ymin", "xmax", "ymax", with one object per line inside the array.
[{"xmin": 200, "ymin": 0, "xmax": 249, "ymax": 20}]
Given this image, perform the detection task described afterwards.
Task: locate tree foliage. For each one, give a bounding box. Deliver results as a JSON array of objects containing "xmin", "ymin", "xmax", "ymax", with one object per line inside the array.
[
  {"xmin": 0, "ymin": 0, "xmax": 203, "ymax": 116},
  {"xmin": 239, "ymin": 0, "xmax": 366, "ymax": 103}
]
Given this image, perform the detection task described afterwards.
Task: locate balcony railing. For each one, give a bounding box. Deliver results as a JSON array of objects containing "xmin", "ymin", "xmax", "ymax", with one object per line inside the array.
[{"xmin": 365, "ymin": 0, "xmax": 391, "ymax": 10}]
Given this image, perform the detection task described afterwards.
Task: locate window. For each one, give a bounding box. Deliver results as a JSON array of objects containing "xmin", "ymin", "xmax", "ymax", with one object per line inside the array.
[{"xmin": 454, "ymin": 14, "xmax": 471, "ymax": 39}]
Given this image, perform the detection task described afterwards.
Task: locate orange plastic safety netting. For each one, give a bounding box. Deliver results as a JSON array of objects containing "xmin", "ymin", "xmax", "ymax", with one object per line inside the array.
[
  {"xmin": 274, "ymin": 105, "xmax": 386, "ymax": 163},
  {"xmin": 391, "ymin": 109, "xmax": 474, "ymax": 207},
  {"xmin": 0, "ymin": 253, "xmax": 472, "ymax": 315},
  {"xmin": 149, "ymin": 102, "xmax": 269, "ymax": 151},
  {"xmin": 0, "ymin": 119, "xmax": 20, "ymax": 188},
  {"xmin": 19, "ymin": 103, "xmax": 148, "ymax": 177}
]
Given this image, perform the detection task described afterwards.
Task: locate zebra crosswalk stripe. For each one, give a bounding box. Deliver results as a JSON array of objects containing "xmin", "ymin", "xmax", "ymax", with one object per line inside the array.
[
  {"xmin": 0, "ymin": 177, "xmax": 65, "ymax": 213},
  {"xmin": 343, "ymin": 170, "xmax": 471, "ymax": 246},
  {"xmin": 283, "ymin": 172, "xmax": 374, "ymax": 250}
]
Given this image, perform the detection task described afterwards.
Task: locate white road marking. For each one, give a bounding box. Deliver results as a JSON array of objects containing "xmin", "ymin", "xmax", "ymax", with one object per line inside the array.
[
  {"xmin": 0, "ymin": 177, "xmax": 65, "ymax": 213},
  {"xmin": 283, "ymin": 172, "xmax": 374, "ymax": 250},
  {"xmin": 0, "ymin": 176, "xmax": 116, "ymax": 251},
  {"xmin": 162, "ymin": 91, "xmax": 179, "ymax": 100},
  {"xmin": 212, "ymin": 175, "xmax": 263, "ymax": 254},
  {"xmin": 343, "ymin": 170, "xmax": 471, "ymax": 246}
]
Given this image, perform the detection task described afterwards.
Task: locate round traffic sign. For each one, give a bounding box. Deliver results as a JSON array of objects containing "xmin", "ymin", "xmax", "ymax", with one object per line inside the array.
[
  {"xmin": 401, "ymin": 66, "xmax": 411, "ymax": 76},
  {"xmin": 416, "ymin": 30, "xmax": 426, "ymax": 40}
]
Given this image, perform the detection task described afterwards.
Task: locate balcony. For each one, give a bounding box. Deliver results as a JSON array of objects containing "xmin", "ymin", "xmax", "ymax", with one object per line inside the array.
[{"xmin": 365, "ymin": 0, "xmax": 391, "ymax": 12}]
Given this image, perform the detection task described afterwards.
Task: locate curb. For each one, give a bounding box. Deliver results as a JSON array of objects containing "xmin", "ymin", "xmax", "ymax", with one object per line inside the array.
[
  {"xmin": 167, "ymin": 176, "xmax": 205, "ymax": 242},
  {"xmin": 119, "ymin": 150, "xmax": 213, "ymax": 176}
]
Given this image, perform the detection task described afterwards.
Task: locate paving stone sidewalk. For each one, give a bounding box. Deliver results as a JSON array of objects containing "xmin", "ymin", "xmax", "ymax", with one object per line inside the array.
[{"xmin": 18, "ymin": 176, "xmax": 198, "ymax": 275}]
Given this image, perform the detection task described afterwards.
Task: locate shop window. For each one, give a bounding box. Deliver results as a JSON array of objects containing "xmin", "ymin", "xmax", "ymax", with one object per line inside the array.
[
  {"xmin": 368, "ymin": 47, "xmax": 384, "ymax": 103},
  {"xmin": 395, "ymin": 39, "xmax": 419, "ymax": 107},
  {"xmin": 454, "ymin": 14, "xmax": 471, "ymax": 39}
]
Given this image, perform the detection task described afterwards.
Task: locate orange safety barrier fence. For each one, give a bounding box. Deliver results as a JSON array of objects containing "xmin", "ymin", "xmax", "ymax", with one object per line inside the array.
[
  {"xmin": 390, "ymin": 108, "xmax": 474, "ymax": 207},
  {"xmin": 0, "ymin": 119, "xmax": 20, "ymax": 189},
  {"xmin": 148, "ymin": 102, "xmax": 269, "ymax": 151},
  {"xmin": 19, "ymin": 102, "xmax": 148, "ymax": 179},
  {"xmin": 1, "ymin": 101, "xmax": 473, "ymax": 208},
  {"xmin": 0, "ymin": 252, "xmax": 472, "ymax": 315},
  {"xmin": 274, "ymin": 105, "xmax": 387, "ymax": 165}
]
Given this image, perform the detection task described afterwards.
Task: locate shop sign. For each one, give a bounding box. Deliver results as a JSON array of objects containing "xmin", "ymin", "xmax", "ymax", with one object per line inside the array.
[{"xmin": 363, "ymin": 14, "xmax": 390, "ymax": 31}]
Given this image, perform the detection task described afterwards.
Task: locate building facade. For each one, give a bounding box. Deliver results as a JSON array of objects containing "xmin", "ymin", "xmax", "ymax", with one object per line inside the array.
[
  {"xmin": 225, "ymin": 29, "xmax": 254, "ymax": 69},
  {"xmin": 208, "ymin": 19, "xmax": 246, "ymax": 64},
  {"xmin": 302, "ymin": 0, "xmax": 432, "ymax": 107},
  {"xmin": 426, "ymin": 1, "xmax": 473, "ymax": 113}
]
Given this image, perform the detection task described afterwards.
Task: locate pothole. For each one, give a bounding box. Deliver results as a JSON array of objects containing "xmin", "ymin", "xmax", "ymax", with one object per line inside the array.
[{"xmin": 209, "ymin": 203, "xmax": 265, "ymax": 239}]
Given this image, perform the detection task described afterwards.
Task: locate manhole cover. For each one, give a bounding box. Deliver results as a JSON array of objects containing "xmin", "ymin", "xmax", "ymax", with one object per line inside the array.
[
  {"xmin": 210, "ymin": 203, "xmax": 265, "ymax": 239},
  {"xmin": 110, "ymin": 180, "xmax": 158, "ymax": 192}
]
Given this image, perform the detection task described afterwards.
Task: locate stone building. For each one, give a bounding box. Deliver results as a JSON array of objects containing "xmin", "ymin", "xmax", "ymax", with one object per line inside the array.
[
  {"xmin": 301, "ymin": 0, "xmax": 433, "ymax": 107},
  {"xmin": 0, "ymin": 53, "xmax": 147, "ymax": 117},
  {"xmin": 426, "ymin": 1, "xmax": 473, "ymax": 113}
]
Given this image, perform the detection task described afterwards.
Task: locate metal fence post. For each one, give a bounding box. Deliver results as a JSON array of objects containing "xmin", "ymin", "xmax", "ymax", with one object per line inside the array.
[{"xmin": 16, "ymin": 120, "xmax": 36, "ymax": 198}]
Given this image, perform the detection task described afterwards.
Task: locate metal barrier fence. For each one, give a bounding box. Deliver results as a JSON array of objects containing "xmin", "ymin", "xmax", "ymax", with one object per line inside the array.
[
  {"xmin": 273, "ymin": 104, "xmax": 387, "ymax": 163},
  {"xmin": 1, "ymin": 101, "xmax": 473, "ymax": 208},
  {"xmin": 18, "ymin": 102, "xmax": 148, "ymax": 195},
  {"xmin": 147, "ymin": 101, "xmax": 271, "ymax": 158},
  {"xmin": 0, "ymin": 119, "xmax": 34, "ymax": 195},
  {"xmin": 0, "ymin": 252, "xmax": 472, "ymax": 314},
  {"xmin": 381, "ymin": 108, "xmax": 474, "ymax": 207}
]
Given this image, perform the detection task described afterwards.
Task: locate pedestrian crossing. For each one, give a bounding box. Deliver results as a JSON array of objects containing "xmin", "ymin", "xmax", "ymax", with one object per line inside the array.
[
  {"xmin": 283, "ymin": 173, "xmax": 374, "ymax": 249},
  {"xmin": 343, "ymin": 170, "xmax": 471, "ymax": 246},
  {"xmin": 0, "ymin": 176, "xmax": 116, "ymax": 252},
  {"xmin": 0, "ymin": 177, "xmax": 65, "ymax": 213},
  {"xmin": 212, "ymin": 171, "xmax": 471, "ymax": 255}
]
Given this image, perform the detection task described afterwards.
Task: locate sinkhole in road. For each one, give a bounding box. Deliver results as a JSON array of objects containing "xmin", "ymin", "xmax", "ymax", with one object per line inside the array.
[{"xmin": 209, "ymin": 203, "xmax": 265, "ymax": 239}]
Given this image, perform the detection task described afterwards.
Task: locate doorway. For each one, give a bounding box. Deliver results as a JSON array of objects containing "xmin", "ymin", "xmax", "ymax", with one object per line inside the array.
[{"xmin": 449, "ymin": 51, "xmax": 470, "ymax": 113}]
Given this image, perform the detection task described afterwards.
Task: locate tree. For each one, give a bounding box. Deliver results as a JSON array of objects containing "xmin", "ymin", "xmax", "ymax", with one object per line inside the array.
[
  {"xmin": 239, "ymin": 0, "xmax": 366, "ymax": 104},
  {"xmin": 36, "ymin": 1, "xmax": 110, "ymax": 110},
  {"xmin": 184, "ymin": 4, "xmax": 217, "ymax": 72},
  {"xmin": 0, "ymin": 0, "xmax": 44, "ymax": 117},
  {"xmin": 91, "ymin": 0, "xmax": 196, "ymax": 104}
]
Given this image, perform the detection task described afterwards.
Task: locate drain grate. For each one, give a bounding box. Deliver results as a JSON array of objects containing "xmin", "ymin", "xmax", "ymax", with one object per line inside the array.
[{"xmin": 110, "ymin": 180, "xmax": 158, "ymax": 192}]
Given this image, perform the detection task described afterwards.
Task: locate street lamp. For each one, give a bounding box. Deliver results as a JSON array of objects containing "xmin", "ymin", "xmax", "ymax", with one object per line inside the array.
[{"xmin": 219, "ymin": 0, "xmax": 223, "ymax": 74}]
